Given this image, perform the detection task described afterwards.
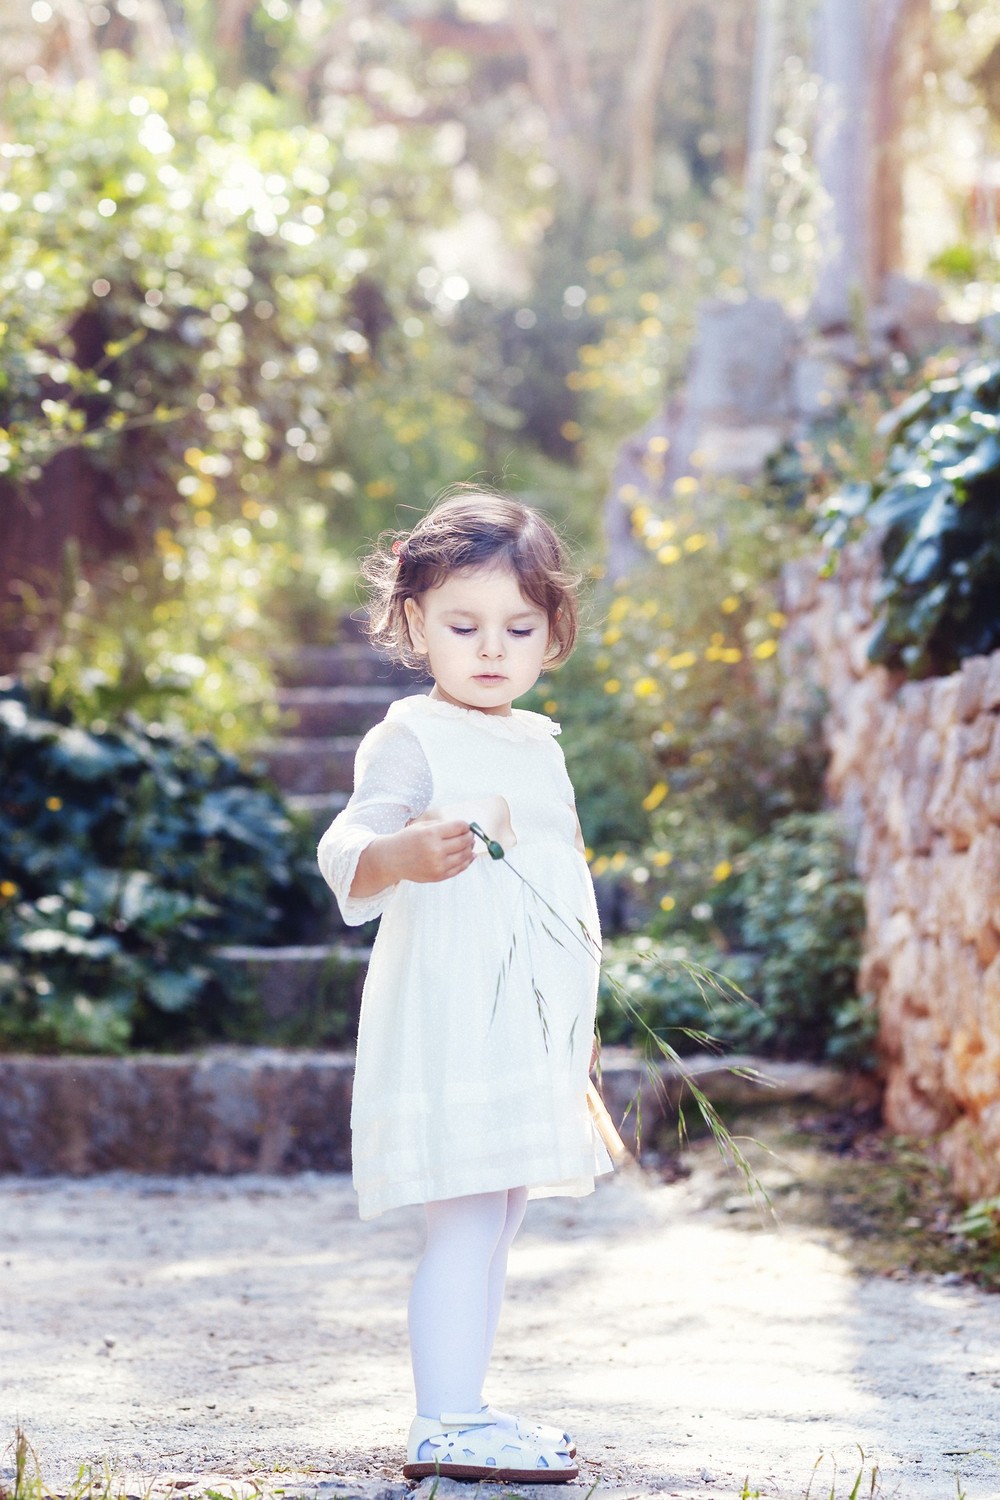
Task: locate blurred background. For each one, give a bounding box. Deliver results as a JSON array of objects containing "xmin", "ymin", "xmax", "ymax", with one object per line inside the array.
[{"xmin": 3, "ymin": 0, "xmax": 1000, "ymax": 1076}]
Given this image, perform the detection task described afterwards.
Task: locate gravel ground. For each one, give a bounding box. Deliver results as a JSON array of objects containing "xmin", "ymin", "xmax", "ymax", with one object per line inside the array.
[{"xmin": 2, "ymin": 1144, "xmax": 1000, "ymax": 1500}]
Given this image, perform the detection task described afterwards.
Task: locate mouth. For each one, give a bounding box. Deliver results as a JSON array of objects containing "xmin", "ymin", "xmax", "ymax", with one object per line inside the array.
[{"xmin": 474, "ymin": 674, "xmax": 506, "ymax": 683}]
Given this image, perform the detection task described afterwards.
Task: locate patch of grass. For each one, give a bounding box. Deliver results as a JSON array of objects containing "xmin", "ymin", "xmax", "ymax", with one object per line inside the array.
[{"xmin": 680, "ymin": 1103, "xmax": 1000, "ymax": 1293}]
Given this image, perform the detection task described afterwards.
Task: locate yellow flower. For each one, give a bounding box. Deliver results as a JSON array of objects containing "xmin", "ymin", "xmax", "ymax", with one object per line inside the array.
[
  {"xmin": 603, "ymin": 626, "xmax": 623, "ymax": 646},
  {"xmin": 660, "ymin": 894, "xmax": 676, "ymax": 912},
  {"xmin": 640, "ymin": 317, "xmax": 662, "ymax": 337},
  {"xmin": 608, "ymin": 596, "xmax": 632, "ymax": 623},
  {"xmin": 652, "ymin": 849, "xmax": 673, "ymax": 867},
  {"xmin": 721, "ymin": 596, "xmax": 740, "ymax": 614},
  {"xmin": 720, "ymin": 647, "xmax": 743, "ymax": 664},
  {"xmin": 633, "ymin": 677, "xmax": 659, "ymax": 699},
  {"xmin": 0, "ymin": 880, "xmax": 18, "ymax": 899},
  {"xmin": 639, "ymin": 292, "xmax": 661, "ymax": 312},
  {"xmin": 584, "ymin": 846, "xmax": 594, "ymax": 862},
  {"xmin": 668, "ymin": 651, "xmax": 697, "ymax": 671},
  {"xmin": 753, "ymin": 639, "xmax": 779, "ymax": 660},
  {"xmin": 642, "ymin": 781, "xmax": 669, "ymax": 811},
  {"xmin": 595, "ymin": 653, "xmax": 611, "ymax": 670},
  {"xmin": 713, "ymin": 860, "xmax": 733, "ymax": 882},
  {"xmin": 604, "ymin": 678, "xmax": 621, "ymax": 694},
  {"xmin": 591, "ymin": 855, "xmax": 610, "ymax": 877},
  {"xmin": 767, "ymin": 610, "xmax": 788, "ymax": 629},
  {"xmin": 610, "ymin": 851, "xmax": 628, "ymax": 871},
  {"xmin": 560, "ymin": 420, "xmax": 583, "ymax": 442},
  {"xmin": 657, "ymin": 544, "xmax": 682, "ymax": 565},
  {"xmin": 543, "ymin": 699, "xmax": 558, "ymax": 714},
  {"xmin": 683, "ymin": 533, "xmax": 708, "ymax": 553},
  {"xmin": 46, "ymin": 796, "xmax": 62, "ymax": 811},
  {"xmin": 673, "ymin": 475, "xmax": 698, "ymax": 497},
  {"xmin": 365, "ymin": 479, "xmax": 396, "ymax": 499},
  {"xmin": 617, "ymin": 483, "xmax": 639, "ymax": 502}
]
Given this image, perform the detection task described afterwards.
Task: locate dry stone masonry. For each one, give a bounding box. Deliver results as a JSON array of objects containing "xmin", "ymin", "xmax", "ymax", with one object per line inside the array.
[{"xmin": 781, "ymin": 536, "xmax": 1000, "ymax": 1200}]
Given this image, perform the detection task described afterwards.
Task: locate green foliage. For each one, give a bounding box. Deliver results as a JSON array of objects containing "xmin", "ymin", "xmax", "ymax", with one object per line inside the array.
[
  {"xmin": 599, "ymin": 814, "xmax": 871, "ymax": 1065},
  {"xmin": 0, "ymin": 51, "xmax": 489, "ymax": 730},
  {"xmin": 0, "ymin": 681, "xmax": 324, "ymax": 1053},
  {"xmin": 736, "ymin": 813, "xmax": 870, "ymax": 1061},
  {"xmin": 525, "ymin": 481, "xmax": 824, "ymax": 857},
  {"xmin": 822, "ymin": 357, "xmax": 1000, "ymax": 678}
]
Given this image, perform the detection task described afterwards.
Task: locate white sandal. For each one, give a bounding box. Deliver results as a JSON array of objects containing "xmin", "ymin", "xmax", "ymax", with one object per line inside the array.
[
  {"xmin": 403, "ymin": 1410, "xmax": 579, "ymax": 1483},
  {"xmin": 480, "ymin": 1403, "xmax": 576, "ymax": 1458}
]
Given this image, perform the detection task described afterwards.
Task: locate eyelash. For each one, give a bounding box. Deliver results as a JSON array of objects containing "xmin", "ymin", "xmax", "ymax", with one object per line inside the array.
[{"xmin": 449, "ymin": 627, "xmax": 535, "ymax": 638}]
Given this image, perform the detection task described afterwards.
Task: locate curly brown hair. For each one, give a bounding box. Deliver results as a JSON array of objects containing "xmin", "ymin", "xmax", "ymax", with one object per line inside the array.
[{"xmin": 359, "ymin": 486, "xmax": 582, "ymax": 670}]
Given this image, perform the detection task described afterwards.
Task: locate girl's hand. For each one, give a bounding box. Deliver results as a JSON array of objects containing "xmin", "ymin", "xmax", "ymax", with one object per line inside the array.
[
  {"xmin": 348, "ymin": 818, "xmax": 475, "ymax": 899},
  {"xmin": 392, "ymin": 817, "xmax": 476, "ymax": 884}
]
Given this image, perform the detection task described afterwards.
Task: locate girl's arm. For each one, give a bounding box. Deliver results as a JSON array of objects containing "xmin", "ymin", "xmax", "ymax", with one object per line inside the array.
[{"xmin": 318, "ymin": 719, "xmax": 473, "ymax": 924}]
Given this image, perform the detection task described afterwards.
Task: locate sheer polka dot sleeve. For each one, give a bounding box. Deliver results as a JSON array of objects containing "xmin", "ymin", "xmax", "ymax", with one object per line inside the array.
[{"xmin": 317, "ymin": 718, "xmax": 434, "ymax": 926}]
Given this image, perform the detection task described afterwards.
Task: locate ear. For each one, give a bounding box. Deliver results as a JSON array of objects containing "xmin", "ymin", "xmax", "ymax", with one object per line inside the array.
[{"xmin": 403, "ymin": 596, "xmax": 427, "ymax": 656}]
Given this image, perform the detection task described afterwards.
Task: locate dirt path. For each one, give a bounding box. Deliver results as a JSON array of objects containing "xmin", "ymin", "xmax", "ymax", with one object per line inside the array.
[{"xmin": 3, "ymin": 1128, "xmax": 999, "ymax": 1500}]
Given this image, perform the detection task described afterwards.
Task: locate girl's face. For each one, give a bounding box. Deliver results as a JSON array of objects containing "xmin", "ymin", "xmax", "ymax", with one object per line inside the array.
[{"xmin": 403, "ymin": 565, "xmax": 553, "ymax": 716}]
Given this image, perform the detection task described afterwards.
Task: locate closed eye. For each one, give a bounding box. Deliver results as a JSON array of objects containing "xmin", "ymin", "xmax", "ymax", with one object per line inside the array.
[{"xmin": 448, "ymin": 626, "xmax": 537, "ymax": 637}]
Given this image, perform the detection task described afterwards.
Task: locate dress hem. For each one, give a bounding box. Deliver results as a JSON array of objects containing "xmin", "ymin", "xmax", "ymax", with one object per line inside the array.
[{"xmin": 355, "ymin": 1157, "xmax": 614, "ymax": 1222}]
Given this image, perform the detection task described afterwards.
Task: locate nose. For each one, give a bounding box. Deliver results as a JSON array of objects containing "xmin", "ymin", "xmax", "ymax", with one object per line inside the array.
[{"xmin": 478, "ymin": 632, "xmax": 505, "ymax": 661}]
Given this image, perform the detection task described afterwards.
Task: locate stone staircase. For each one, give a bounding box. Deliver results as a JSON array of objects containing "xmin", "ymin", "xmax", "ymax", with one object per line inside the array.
[{"xmin": 216, "ymin": 625, "xmax": 427, "ymax": 1043}]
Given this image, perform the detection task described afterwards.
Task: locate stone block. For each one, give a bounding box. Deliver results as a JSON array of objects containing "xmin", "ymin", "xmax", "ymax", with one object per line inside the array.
[
  {"xmin": 686, "ymin": 296, "xmax": 796, "ymax": 423},
  {"xmin": 780, "ymin": 559, "xmax": 820, "ymax": 614},
  {"xmin": 0, "ymin": 1050, "xmax": 356, "ymax": 1175},
  {"xmin": 793, "ymin": 354, "xmax": 850, "ymax": 419},
  {"xmin": 883, "ymin": 1062, "xmax": 955, "ymax": 1137},
  {"xmin": 939, "ymin": 1115, "xmax": 1000, "ymax": 1202},
  {"xmin": 983, "ymin": 651, "xmax": 1000, "ymax": 712},
  {"xmin": 981, "ymin": 953, "xmax": 1000, "ymax": 1050},
  {"xmin": 958, "ymin": 829, "xmax": 1000, "ymax": 959},
  {"xmin": 955, "ymin": 655, "xmax": 991, "ymax": 722},
  {"xmin": 929, "ymin": 676, "xmax": 962, "ymax": 736},
  {"xmin": 694, "ymin": 422, "xmax": 787, "ymax": 477}
]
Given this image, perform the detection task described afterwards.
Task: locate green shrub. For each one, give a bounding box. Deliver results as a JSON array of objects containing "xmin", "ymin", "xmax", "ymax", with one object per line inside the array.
[
  {"xmin": 0, "ymin": 681, "xmax": 324, "ymax": 1053},
  {"xmin": 598, "ymin": 812, "xmax": 872, "ymax": 1065},
  {"xmin": 822, "ymin": 356, "xmax": 1000, "ymax": 678}
]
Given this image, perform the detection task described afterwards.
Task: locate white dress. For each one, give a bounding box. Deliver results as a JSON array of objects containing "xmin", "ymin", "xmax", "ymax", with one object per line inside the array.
[{"xmin": 317, "ymin": 692, "xmax": 613, "ymax": 1220}]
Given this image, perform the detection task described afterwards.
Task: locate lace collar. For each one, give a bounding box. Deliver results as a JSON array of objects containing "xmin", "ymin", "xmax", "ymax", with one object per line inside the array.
[{"xmin": 387, "ymin": 692, "xmax": 561, "ymax": 742}]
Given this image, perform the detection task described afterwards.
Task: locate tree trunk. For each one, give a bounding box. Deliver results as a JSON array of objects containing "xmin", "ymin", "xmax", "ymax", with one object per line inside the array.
[
  {"xmin": 743, "ymin": 0, "xmax": 784, "ymax": 293},
  {"xmin": 809, "ymin": 0, "xmax": 874, "ymax": 328},
  {"xmin": 870, "ymin": 0, "xmax": 933, "ymax": 284},
  {"xmin": 625, "ymin": 0, "xmax": 690, "ymax": 216}
]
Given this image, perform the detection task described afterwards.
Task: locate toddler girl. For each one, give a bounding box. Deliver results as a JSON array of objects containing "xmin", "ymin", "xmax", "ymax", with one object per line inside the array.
[{"xmin": 317, "ymin": 489, "xmax": 612, "ymax": 1483}]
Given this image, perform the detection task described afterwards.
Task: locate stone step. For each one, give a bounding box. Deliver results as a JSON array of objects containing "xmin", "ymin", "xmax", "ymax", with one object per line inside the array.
[
  {"xmin": 274, "ymin": 643, "xmax": 427, "ymax": 690},
  {"xmin": 277, "ymin": 683, "xmax": 422, "ymax": 738},
  {"xmin": 0, "ymin": 1046, "xmax": 874, "ymax": 1177},
  {"xmin": 216, "ymin": 941, "xmax": 370, "ymax": 1044},
  {"xmin": 0, "ymin": 1049, "xmax": 356, "ymax": 1174},
  {"xmin": 255, "ymin": 735, "xmax": 358, "ymax": 794}
]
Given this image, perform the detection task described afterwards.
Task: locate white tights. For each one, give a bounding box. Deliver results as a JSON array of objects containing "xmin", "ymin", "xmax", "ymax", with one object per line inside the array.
[{"xmin": 408, "ymin": 1186, "xmax": 529, "ymax": 1418}]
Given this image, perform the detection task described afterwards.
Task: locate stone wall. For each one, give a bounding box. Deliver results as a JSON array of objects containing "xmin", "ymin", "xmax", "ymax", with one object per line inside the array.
[{"xmin": 781, "ymin": 537, "xmax": 1000, "ymax": 1201}]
